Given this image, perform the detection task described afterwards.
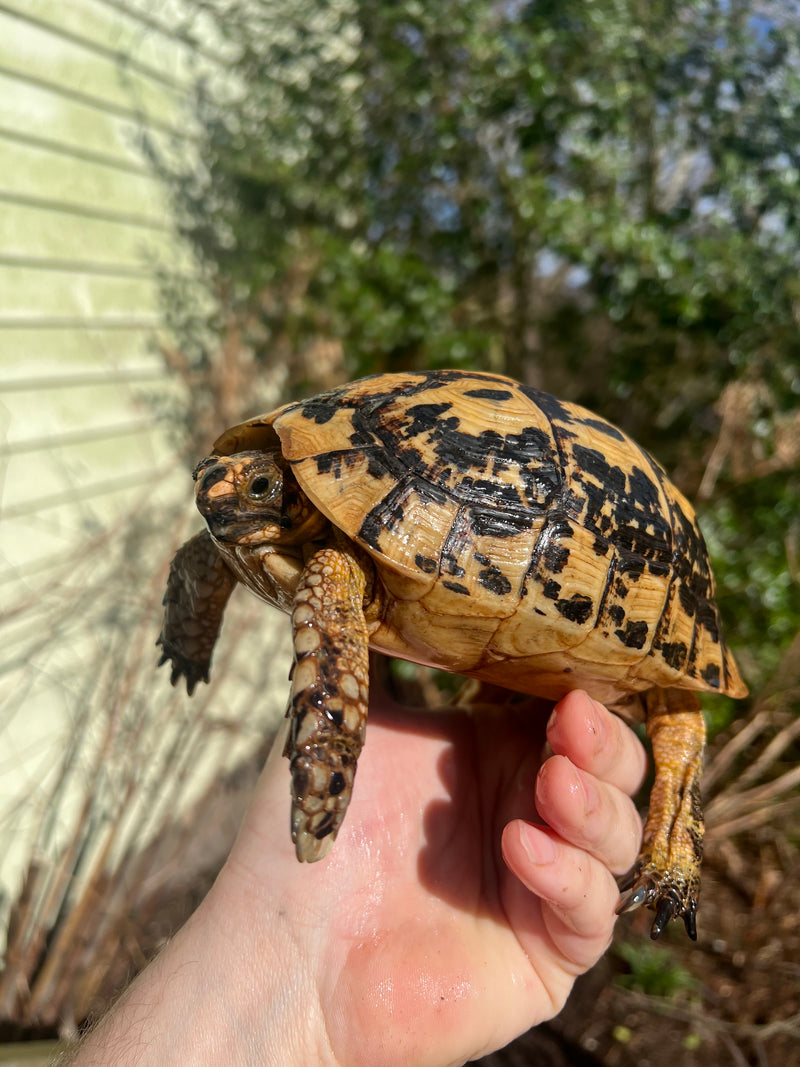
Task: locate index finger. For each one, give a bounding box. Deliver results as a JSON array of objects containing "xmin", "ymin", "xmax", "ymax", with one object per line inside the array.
[{"xmin": 546, "ymin": 690, "xmax": 647, "ymax": 797}]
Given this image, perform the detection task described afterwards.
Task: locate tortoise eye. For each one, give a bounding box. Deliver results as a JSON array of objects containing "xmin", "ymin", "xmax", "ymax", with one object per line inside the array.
[{"xmin": 249, "ymin": 476, "xmax": 272, "ymax": 499}]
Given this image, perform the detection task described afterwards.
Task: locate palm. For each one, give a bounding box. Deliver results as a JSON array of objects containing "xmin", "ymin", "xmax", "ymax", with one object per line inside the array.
[{"xmin": 225, "ymin": 691, "xmax": 644, "ymax": 1067}]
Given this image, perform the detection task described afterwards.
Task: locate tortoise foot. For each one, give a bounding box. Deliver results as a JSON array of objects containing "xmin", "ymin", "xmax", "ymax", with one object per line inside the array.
[
  {"xmin": 288, "ymin": 747, "xmax": 356, "ymax": 863},
  {"xmin": 620, "ymin": 689, "xmax": 705, "ymax": 941},
  {"xmin": 156, "ymin": 644, "xmax": 209, "ymax": 696},
  {"xmin": 617, "ymin": 864, "xmax": 698, "ymax": 940}
]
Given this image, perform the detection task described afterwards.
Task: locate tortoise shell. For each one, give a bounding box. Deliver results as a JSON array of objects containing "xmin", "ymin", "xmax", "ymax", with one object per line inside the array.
[{"xmin": 212, "ymin": 368, "xmax": 746, "ymax": 709}]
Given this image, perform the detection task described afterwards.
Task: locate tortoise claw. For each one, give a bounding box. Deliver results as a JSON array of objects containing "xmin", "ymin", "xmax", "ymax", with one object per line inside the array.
[
  {"xmin": 616, "ymin": 882, "xmax": 650, "ymax": 914},
  {"xmin": 682, "ymin": 899, "xmax": 698, "ymax": 941},
  {"xmin": 616, "ymin": 870, "xmax": 698, "ymax": 941},
  {"xmin": 156, "ymin": 640, "xmax": 208, "ymax": 696},
  {"xmin": 617, "ymin": 867, "xmax": 638, "ymax": 894},
  {"xmin": 650, "ymin": 896, "xmax": 676, "ymax": 940},
  {"xmin": 649, "ymin": 894, "xmax": 697, "ymax": 940}
]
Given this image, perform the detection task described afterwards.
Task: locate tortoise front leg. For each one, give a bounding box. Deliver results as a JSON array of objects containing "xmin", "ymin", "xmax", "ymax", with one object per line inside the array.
[
  {"xmin": 158, "ymin": 530, "xmax": 237, "ymax": 694},
  {"xmin": 285, "ymin": 541, "xmax": 370, "ymax": 862},
  {"xmin": 618, "ymin": 687, "xmax": 705, "ymax": 940}
]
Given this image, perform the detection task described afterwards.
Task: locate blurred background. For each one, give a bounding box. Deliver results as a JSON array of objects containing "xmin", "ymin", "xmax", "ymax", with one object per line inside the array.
[{"xmin": 0, "ymin": 1, "xmax": 798, "ymax": 1064}]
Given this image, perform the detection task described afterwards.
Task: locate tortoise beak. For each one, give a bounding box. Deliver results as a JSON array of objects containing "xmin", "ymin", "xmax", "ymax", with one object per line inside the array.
[
  {"xmin": 194, "ymin": 458, "xmax": 238, "ymax": 516},
  {"xmin": 195, "ymin": 464, "xmax": 241, "ymax": 543}
]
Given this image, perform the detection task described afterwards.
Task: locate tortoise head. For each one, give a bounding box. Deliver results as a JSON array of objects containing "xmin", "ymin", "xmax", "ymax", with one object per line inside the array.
[{"xmin": 193, "ymin": 450, "xmax": 328, "ymax": 546}]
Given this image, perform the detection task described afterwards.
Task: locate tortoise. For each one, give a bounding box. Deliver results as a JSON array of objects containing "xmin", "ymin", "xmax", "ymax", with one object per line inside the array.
[{"xmin": 158, "ymin": 368, "xmax": 746, "ymax": 939}]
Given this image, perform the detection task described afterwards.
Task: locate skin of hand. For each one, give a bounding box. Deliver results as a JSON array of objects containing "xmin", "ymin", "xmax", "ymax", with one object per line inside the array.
[{"xmin": 68, "ymin": 688, "xmax": 646, "ymax": 1067}]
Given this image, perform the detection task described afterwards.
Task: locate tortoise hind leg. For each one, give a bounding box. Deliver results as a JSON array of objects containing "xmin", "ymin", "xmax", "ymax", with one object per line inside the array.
[
  {"xmin": 618, "ymin": 687, "xmax": 705, "ymax": 940},
  {"xmin": 286, "ymin": 541, "xmax": 370, "ymax": 862}
]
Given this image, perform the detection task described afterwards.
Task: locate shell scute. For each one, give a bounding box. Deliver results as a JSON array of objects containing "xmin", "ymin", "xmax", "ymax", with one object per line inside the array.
[{"xmin": 500, "ymin": 518, "xmax": 609, "ymax": 655}]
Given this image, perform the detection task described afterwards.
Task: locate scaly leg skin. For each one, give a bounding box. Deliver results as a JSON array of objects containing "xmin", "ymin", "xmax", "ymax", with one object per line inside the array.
[
  {"xmin": 284, "ymin": 541, "xmax": 370, "ymax": 862},
  {"xmin": 617, "ymin": 687, "xmax": 706, "ymax": 940},
  {"xmin": 157, "ymin": 530, "xmax": 237, "ymax": 694}
]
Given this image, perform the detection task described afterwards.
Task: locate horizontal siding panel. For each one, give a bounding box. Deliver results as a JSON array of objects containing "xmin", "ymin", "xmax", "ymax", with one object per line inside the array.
[
  {"xmin": 0, "ymin": 367, "xmax": 169, "ymax": 393},
  {"xmin": 94, "ymin": 0, "xmax": 233, "ymax": 70},
  {"xmin": 0, "ymin": 417, "xmax": 159, "ymax": 454},
  {"xmin": 0, "ymin": 436, "xmax": 167, "ymax": 501},
  {"xmin": 1, "ymin": 427, "xmax": 168, "ymax": 493},
  {"xmin": 22, "ymin": 0, "xmax": 222, "ymax": 82},
  {"xmin": 0, "ymin": 138, "xmax": 163, "ymax": 214},
  {"xmin": 1, "ymin": 383, "xmax": 182, "ymax": 531},
  {"xmin": 2, "ymin": 355, "xmax": 176, "ymax": 446},
  {"xmin": 1, "ymin": 410, "xmax": 179, "ymax": 499},
  {"xmin": 0, "ymin": 11, "xmax": 190, "ymax": 123},
  {"xmin": 0, "ymin": 265, "xmax": 159, "ymax": 318},
  {"xmin": 0, "ymin": 464, "xmax": 185, "ymax": 574},
  {"xmin": 0, "ymin": 0, "xmax": 195, "ymax": 94},
  {"xmin": 0, "ymin": 190, "xmax": 169, "ymax": 232},
  {"xmin": 0, "ymin": 314, "xmax": 162, "ymax": 329},
  {"xmin": 0, "ymin": 199, "xmax": 184, "ymax": 262},
  {"xmin": 0, "ymin": 123, "xmax": 153, "ymax": 177},
  {"xmin": 3, "ymin": 373, "xmax": 175, "ymax": 433},
  {"xmin": 0, "ymin": 252, "xmax": 168, "ymax": 278},
  {"xmin": 0, "ymin": 335, "xmax": 168, "ymax": 377},
  {"xmin": 0, "ymin": 66, "xmax": 186, "ymax": 160}
]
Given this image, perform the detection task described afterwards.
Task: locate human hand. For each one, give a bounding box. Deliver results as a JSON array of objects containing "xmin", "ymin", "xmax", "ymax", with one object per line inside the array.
[
  {"xmin": 210, "ymin": 686, "xmax": 645, "ymax": 1066},
  {"xmin": 69, "ymin": 687, "xmax": 645, "ymax": 1067}
]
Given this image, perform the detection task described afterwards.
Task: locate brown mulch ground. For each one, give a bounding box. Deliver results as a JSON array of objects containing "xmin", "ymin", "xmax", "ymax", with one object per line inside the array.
[{"xmin": 480, "ymin": 828, "xmax": 800, "ymax": 1067}]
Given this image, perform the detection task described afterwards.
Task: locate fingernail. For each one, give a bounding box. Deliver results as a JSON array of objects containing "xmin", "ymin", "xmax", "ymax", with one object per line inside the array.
[
  {"xmin": 547, "ymin": 704, "xmax": 558, "ymax": 732},
  {"xmin": 521, "ymin": 823, "xmax": 557, "ymax": 865}
]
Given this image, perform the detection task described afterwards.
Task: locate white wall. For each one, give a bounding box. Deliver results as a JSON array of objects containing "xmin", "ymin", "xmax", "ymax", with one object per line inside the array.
[{"xmin": 0, "ymin": 3, "xmax": 290, "ymax": 971}]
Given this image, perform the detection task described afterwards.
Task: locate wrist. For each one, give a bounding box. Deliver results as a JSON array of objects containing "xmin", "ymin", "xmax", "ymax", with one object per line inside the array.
[{"xmin": 69, "ymin": 867, "xmax": 337, "ymax": 1067}]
